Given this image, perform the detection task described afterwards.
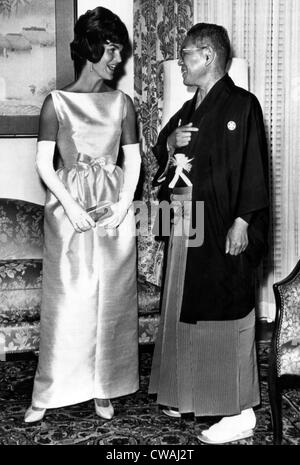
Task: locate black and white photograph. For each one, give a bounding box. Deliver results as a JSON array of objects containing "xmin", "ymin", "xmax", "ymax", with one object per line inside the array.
[{"xmin": 0, "ymin": 0, "xmax": 299, "ymax": 452}]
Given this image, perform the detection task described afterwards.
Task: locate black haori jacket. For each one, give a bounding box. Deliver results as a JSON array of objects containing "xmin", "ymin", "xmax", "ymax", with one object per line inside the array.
[{"xmin": 153, "ymin": 74, "xmax": 269, "ymax": 323}]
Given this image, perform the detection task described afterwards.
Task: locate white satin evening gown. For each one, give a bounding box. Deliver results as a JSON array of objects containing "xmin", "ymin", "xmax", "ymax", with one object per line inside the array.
[{"xmin": 31, "ymin": 90, "xmax": 139, "ymax": 408}]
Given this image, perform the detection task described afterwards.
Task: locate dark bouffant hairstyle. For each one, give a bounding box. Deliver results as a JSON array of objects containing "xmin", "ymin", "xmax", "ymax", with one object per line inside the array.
[
  {"xmin": 70, "ymin": 7, "xmax": 130, "ymax": 76},
  {"xmin": 187, "ymin": 23, "xmax": 231, "ymax": 68}
]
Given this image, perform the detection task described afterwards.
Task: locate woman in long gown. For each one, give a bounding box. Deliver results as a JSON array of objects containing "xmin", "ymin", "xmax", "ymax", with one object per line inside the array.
[{"xmin": 24, "ymin": 7, "xmax": 141, "ymax": 422}]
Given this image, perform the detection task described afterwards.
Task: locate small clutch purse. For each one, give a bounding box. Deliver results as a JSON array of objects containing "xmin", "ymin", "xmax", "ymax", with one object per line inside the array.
[{"xmin": 86, "ymin": 201, "xmax": 113, "ymax": 223}]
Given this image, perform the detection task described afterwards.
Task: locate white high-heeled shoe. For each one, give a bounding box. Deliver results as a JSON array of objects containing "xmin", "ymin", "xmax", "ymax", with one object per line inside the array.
[
  {"xmin": 94, "ymin": 399, "xmax": 114, "ymax": 420},
  {"xmin": 24, "ymin": 405, "xmax": 46, "ymax": 423}
]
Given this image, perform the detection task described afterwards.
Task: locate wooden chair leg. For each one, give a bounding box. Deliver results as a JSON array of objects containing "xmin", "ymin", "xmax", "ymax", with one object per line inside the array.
[{"xmin": 268, "ymin": 363, "xmax": 282, "ymax": 444}]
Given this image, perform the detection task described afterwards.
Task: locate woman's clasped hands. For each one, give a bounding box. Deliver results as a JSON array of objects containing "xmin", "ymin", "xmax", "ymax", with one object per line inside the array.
[
  {"xmin": 64, "ymin": 198, "xmax": 130, "ymax": 233},
  {"xmin": 64, "ymin": 198, "xmax": 96, "ymax": 233}
]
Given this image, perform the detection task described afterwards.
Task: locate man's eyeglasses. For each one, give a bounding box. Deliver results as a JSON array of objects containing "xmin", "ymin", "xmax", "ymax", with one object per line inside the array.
[{"xmin": 179, "ymin": 46, "xmax": 208, "ymax": 60}]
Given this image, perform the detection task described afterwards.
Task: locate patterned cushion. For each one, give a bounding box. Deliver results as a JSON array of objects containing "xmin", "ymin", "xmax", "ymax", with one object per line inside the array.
[
  {"xmin": 138, "ymin": 314, "xmax": 160, "ymax": 344},
  {"xmin": 278, "ymin": 274, "xmax": 300, "ymax": 376},
  {"xmin": 0, "ymin": 322, "xmax": 40, "ymax": 356},
  {"xmin": 0, "ymin": 259, "xmax": 42, "ymax": 326},
  {"xmin": 0, "ymin": 199, "xmax": 44, "ymax": 260},
  {"xmin": 280, "ymin": 341, "xmax": 300, "ymax": 376},
  {"xmin": 137, "ymin": 279, "xmax": 161, "ymax": 315}
]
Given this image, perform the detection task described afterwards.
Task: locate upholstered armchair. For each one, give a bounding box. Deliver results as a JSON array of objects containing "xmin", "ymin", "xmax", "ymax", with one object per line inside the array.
[
  {"xmin": 0, "ymin": 198, "xmax": 161, "ymax": 360},
  {"xmin": 268, "ymin": 259, "xmax": 300, "ymax": 444}
]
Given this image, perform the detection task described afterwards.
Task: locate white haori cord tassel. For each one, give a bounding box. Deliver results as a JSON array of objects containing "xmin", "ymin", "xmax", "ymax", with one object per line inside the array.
[{"xmin": 168, "ymin": 153, "xmax": 193, "ymax": 188}]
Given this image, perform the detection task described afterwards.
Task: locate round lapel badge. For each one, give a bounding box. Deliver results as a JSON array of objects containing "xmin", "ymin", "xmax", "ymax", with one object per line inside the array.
[{"xmin": 227, "ymin": 121, "xmax": 236, "ymax": 131}]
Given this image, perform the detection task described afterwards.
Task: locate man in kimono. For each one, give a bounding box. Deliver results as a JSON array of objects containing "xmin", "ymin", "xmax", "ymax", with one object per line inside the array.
[{"xmin": 149, "ymin": 23, "xmax": 269, "ymax": 444}]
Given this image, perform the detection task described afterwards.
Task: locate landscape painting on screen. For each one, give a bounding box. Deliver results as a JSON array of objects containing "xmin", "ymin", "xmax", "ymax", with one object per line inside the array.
[{"xmin": 0, "ymin": 0, "xmax": 56, "ymax": 117}]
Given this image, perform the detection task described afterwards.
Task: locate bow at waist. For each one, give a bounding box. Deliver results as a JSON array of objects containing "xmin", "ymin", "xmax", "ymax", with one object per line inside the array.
[{"xmin": 75, "ymin": 153, "xmax": 116, "ymax": 174}]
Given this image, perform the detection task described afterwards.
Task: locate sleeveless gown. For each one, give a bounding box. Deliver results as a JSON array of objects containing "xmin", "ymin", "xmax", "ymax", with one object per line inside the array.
[{"xmin": 31, "ymin": 90, "xmax": 139, "ymax": 408}]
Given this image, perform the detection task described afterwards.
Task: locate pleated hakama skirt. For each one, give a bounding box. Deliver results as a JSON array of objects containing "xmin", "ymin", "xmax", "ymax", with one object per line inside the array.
[{"xmin": 149, "ymin": 187, "xmax": 260, "ymax": 416}]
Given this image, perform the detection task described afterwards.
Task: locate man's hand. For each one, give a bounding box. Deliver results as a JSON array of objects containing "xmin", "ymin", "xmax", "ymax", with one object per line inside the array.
[
  {"xmin": 167, "ymin": 122, "xmax": 199, "ymax": 150},
  {"xmin": 225, "ymin": 217, "xmax": 249, "ymax": 255}
]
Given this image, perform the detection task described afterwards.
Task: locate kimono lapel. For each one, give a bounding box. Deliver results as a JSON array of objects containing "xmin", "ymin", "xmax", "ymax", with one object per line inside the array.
[
  {"xmin": 165, "ymin": 75, "xmax": 235, "ymax": 192},
  {"xmin": 185, "ymin": 74, "xmax": 233, "ymax": 166},
  {"xmin": 156, "ymin": 94, "xmax": 197, "ymax": 186}
]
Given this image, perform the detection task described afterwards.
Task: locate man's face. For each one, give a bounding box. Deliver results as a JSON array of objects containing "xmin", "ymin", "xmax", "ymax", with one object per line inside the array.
[{"xmin": 178, "ymin": 37, "xmax": 207, "ymax": 87}]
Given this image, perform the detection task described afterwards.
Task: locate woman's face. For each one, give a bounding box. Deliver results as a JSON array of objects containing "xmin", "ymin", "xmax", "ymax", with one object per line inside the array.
[{"xmin": 92, "ymin": 42, "xmax": 123, "ymax": 80}]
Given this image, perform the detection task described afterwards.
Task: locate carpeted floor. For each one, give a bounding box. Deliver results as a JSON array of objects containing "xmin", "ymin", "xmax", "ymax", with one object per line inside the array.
[{"xmin": 0, "ymin": 342, "xmax": 299, "ymax": 445}]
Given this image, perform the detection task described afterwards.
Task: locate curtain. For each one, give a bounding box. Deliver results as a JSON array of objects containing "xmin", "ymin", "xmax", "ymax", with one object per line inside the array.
[
  {"xmin": 194, "ymin": 0, "xmax": 300, "ymax": 319},
  {"xmin": 133, "ymin": 0, "xmax": 193, "ymax": 285}
]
